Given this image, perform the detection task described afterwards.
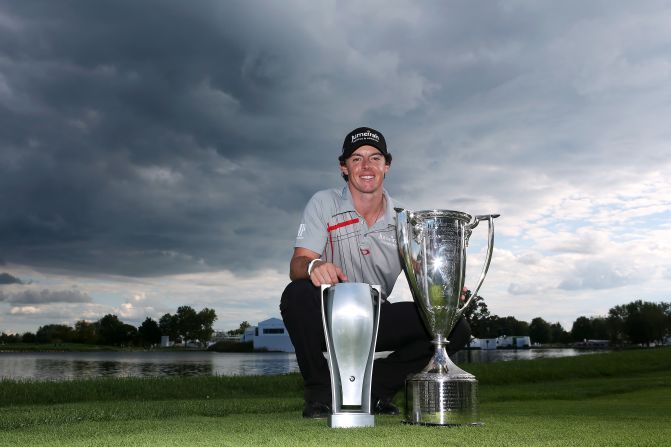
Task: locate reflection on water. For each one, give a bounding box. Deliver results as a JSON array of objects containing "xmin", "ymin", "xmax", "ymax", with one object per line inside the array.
[
  {"xmin": 0, "ymin": 351, "xmax": 299, "ymax": 381},
  {"xmin": 452, "ymin": 348, "xmax": 609, "ymax": 364},
  {"xmin": 0, "ymin": 348, "xmax": 609, "ymax": 381}
]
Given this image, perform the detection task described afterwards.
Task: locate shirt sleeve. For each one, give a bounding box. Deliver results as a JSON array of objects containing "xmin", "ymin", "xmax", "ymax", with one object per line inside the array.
[{"xmin": 294, "ymin": 192, "xmax": 329, "ymax": 255}]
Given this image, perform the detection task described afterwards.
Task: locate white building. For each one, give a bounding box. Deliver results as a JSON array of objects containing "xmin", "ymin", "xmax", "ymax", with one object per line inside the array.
[
  {"xmin": 241, "ymin": 327, "xmax": 255, "ymax": 343},
  {"xmin": 497, "ymin": 335, "xmax": 531, "ymax": 348},
  {"xmin": 469, "ymin": 335, "xmax": 531, "ymax": 349},
  {"xmin": 245, "ymin": 318, "xmax": 295, "ymax": 352}
]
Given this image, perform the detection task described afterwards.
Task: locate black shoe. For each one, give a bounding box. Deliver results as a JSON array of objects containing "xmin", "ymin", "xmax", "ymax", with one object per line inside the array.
[
  {"xmin": 302, "ymin": 400, "xmax": 331, "ymax": 419},
  {"xmin": 373, "ymin": 396, "xmax": 400, "ymax": 415}
]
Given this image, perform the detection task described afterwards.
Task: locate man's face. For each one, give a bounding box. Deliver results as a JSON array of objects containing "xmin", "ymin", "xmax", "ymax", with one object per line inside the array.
[{"xmin": 340, "ymin": 145, "xmax": 390, "ymax": 195}]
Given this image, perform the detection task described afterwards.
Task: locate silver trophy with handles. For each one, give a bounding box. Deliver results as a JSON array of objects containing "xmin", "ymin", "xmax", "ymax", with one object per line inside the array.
[
  {"xmin": 321, "ymin": 282, "xmax": 382, "ymax": 428},
  {"xmin": 396, "ymin": 208, "xmax": 498, "ymax": 426}
]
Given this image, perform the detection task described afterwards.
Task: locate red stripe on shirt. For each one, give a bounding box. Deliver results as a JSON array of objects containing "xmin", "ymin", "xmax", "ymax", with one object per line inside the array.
[{"xmin": 327, "ymin": 218, "xmax": 360, "ymax": 232}]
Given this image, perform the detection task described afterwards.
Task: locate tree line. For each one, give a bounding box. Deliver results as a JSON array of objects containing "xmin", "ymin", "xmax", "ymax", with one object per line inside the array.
[
  {"xmin": 2, "ymin": 299, "xmax": 669, "ymax": 348},
  {"xmin": 0, "ymin": 306, "xmax": 217, "ymax": 348},
  {"xmin": 464, "ymin": 298, "xmax": 670, "ymax": 346}
]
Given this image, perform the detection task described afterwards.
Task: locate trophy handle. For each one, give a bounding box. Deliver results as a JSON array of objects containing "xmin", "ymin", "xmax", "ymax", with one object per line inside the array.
[{"xmin": 458, "ymin": 214, "xmax": 499, "ymax": 315}]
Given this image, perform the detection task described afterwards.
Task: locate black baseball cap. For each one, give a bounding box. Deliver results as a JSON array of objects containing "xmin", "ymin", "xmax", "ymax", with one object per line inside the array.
[{"xmin": 339, "ymin": 127, "xmax": 391, "ymax": 163}]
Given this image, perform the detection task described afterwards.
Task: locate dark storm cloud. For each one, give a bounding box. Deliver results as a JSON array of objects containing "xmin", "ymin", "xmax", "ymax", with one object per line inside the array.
[
  {"xmin": 4, "ymin": 0, "xmax": 476, "ymax": 278},
  {"xmin": 0, "ymin": 272, "xmax": 23, "ymax": 284},
  {"xmin": 2, "ymin": 0, "xmax": 667, "ymax": 284},
  {"xmin": 0, "ymin": 0, "xmax": 344, "ymax": 276},
  {"xmin": 0, "ymin": 288, "xmax": 92, "ymax": 304}
]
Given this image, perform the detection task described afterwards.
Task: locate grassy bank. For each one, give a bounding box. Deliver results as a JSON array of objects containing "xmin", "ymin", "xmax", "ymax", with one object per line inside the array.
[
  {"xmin": 0, "ymin": 343, "xmax": 128, "ymax": 352},
  {"xmin": 0, "ymin": 343, "xmax": 218, "ymax": 352},
  {"xmin": 1, "ymin": 342, "xmax": 261, "ymax": 353},
  {"xmin": 1, "ymin": 348, "xmax": 670, "ymax": 446}
]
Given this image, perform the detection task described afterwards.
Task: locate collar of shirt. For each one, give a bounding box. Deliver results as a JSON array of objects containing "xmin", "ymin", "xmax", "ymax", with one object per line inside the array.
[{"xmin": 339, "ymin": 185, "xmax": 395, "ymax": 229}]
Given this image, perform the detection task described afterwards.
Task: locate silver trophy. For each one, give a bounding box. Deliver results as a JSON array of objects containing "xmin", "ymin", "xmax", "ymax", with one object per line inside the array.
[
  {"xmin": 396, "ymin": 208, "xmax": 498, "ymax": 426},
  {"xmin": 321, "ymin": 282, "xmax": 382, "ymax": 428}
]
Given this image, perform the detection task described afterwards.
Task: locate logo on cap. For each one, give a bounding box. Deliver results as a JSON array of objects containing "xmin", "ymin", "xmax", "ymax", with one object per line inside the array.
[{"xmin": 351, "ymin": 130, "xmax": 380, "ymax": 144}]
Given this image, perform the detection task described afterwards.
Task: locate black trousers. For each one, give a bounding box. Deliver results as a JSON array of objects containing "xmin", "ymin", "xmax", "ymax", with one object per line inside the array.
[{"xmin": 280, "ymin": 279, "xmax": 471, "ymax": 403}]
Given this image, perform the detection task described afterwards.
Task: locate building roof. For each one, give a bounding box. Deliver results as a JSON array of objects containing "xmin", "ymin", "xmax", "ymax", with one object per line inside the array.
[{"xmin": 258, "ymin": 317, "xmax": 284, "ymax": 327}]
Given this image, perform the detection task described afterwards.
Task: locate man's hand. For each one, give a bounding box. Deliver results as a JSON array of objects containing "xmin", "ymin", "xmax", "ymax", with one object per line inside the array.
[
  {"xmin": 461, "ymin": 287, "xmax": 470, "ymax": 302},
  {"xmin": 309, "ymin": 260, "xmax": 348, "ymax": 287},
  {"xmin": 289, "ymin": 248, "xmax": 349, "ymax": 286}
]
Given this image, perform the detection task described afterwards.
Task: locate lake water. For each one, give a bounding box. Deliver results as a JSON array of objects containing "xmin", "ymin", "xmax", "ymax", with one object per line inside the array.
[
  {"xmin": 0, "ymin": 348, "xmax": 608, "ymax": 381},
  {"xmin": 0, "ymin": 351, "xmax": 300, "ymax": 381}
]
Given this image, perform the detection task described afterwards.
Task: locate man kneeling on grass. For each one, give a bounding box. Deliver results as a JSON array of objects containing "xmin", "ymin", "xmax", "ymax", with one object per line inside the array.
[{"xmin": 280, "ymin": 127, "xmax": 471, "ymax": 418}]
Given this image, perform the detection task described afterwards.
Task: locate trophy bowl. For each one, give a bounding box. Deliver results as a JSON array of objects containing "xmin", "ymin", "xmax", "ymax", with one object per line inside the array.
[{"xmin": 396, "ymin": 208, "xmax": 498, "ymax": 426}]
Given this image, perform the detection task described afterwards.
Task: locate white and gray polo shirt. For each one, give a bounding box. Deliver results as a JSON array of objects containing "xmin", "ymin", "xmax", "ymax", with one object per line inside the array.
[{"xmin": 295, "ymin": 186, "xmax": 402, "ymax": 300}]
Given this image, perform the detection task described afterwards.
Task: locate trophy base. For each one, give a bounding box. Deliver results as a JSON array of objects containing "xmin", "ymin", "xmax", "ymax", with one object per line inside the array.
[
  {"xmin": 404, "ymin": 372, "xmax": 480, "ymax": 426},
  {"xmin": 328, "ymin": 412, "xmax": 375, "ymax": 428}
]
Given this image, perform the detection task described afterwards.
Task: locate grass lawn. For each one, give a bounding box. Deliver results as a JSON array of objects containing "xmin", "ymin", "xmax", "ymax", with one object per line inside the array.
[{"xmin": 1, "ymin": 348, "xmax": 670, "ymax": 446}]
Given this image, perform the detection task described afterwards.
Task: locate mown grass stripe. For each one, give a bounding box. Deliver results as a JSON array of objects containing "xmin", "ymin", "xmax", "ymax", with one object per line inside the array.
[{"xmin": 1, "ymin": 348, "xmax": 669, "ymax": 408}]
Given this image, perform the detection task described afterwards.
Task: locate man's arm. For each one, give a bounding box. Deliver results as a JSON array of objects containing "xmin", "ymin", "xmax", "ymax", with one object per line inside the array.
[
  {"xmin": 290, "ymin": 247, "xmax": 348, "ymax": 286},
  {"xmin": 289, "ymin": 247, "xmax": 320, "ymax": 281}
]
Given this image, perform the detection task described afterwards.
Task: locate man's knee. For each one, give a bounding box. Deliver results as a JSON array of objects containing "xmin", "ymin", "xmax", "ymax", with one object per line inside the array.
[{"xmin": 280, "ymin": 279, "xmax": 318, "ymax": 314}]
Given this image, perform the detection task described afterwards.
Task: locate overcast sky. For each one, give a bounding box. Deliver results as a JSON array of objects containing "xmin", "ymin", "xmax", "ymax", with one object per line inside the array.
[{"xmin": 1, "ymin": 1, "xmax": 670, "ymax": 335}]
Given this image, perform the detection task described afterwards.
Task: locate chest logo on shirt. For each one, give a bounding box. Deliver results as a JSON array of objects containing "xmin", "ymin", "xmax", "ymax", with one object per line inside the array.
[
  {"xmin": 377, "ymin": 233, "xmax": 397, "ymax": 247},
  {"xmin": 360, "ymin": 248, "xmax": 371, "ymax": 256}
]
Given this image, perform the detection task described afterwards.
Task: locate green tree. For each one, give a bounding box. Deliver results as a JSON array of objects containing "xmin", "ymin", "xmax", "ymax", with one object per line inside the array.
[
  {"xmin": 663, "ymin": 302, "xmax": 671, "ymax": 336},
  {"xmin": 227, "ymin": 321, "xmax": 252, "ymax": 336},
  {"xmin": 571, "ymin": 316, "xmax": 592, "ymax": 342},
  {"xmin": 138, "ymin": 317, "xmax": 162, "ymax": 347},
  {"xmin": 474, "ymin": 314, "xmax": 529, "ymax": 339},
  {"xmin": 529, "ymin": 317, "xmax": 551, "ymax": 344},
  {"xmin": 96, "ymin": 314, "xmax": 126, "ymax": 346},
  {"xmin": 496, "ymin": 316, "xmax": 528, "ymax": 337},
  {"xmin": 478, "ymin": 315, "xmax": 503, "ymax": 338},
  {"xmin": 463, "ymin": 295, "xmax": 491, "ymax": 338},
  {"xmin": 193, "ymin": 308, "xmax": 217, "ymax": 345},
  {"xmin": 625, "ymin": 300, "xmax": 666, "ymax": 345},
  {"xmin": 159, "ymin": 307, "xmax": 217, "ymax": 346},
  {"xmin": 549, "ymin": 322, "xmax": 570, "ymax": 344},
  {"xmin": 36, "ymin": 324, "xmax": 74, "ymax": 343},
  {"xmin": 607, "ymin": 305, "xmax": 627, "ymax": 343},
  {"xmin": 590, "ymin": 317, "xmax": 609, "ymax": 340},
  {"xmin": 0, "ymin": 332, "xmax": 20, "ymax": 343},
  {"xmin": 176, "ymin": 306, "xmax": 200, "ymax": 346},
  {"xmin": 21, "ymin": 332, "xmax": 36, "ymax": 343},
  {"xmin": 512, "ymin": 319, "xmax": 530, "ymax": 336},
  {"xmin": 608, "ymin": 300, "xmax": 667, "ymax": 345},
  {"xmin": 74, "ymin": 320, "xmax": 97, "ymax": 344},
  {"xmin": 120, "ymin": 323, "xmax": 138, "ymax": 346},
  {"xmin": 159, "ymin": 313, "xmax": 180, "ymax": 343}
]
